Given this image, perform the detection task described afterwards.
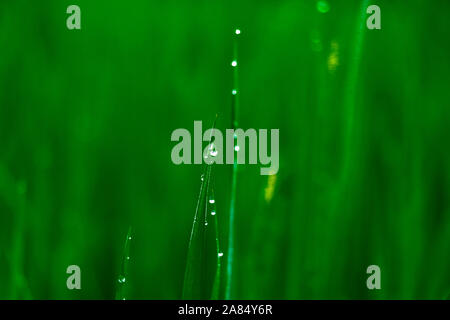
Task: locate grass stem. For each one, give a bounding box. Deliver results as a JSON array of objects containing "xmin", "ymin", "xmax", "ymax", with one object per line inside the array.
[{"xmin": 225, "ymin": 28, "xmax": 240, "ymax": 300}]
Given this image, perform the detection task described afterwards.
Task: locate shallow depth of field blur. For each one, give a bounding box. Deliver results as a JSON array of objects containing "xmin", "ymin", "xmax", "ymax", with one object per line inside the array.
[{"xmin": 0, "ymin": 0, "xmax": 449, "ymax": 299}]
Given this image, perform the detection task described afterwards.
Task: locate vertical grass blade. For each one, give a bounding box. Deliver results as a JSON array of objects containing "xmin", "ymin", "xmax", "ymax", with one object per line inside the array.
[
  {"xmin": 209, "ymin": 188, "xmax": 222, "ymax": 299},
  {"xmin": 115, "ymin": 226, "xmax": 132, "ymax": 300},
  {"xmin": 340, "ymin": 0, "xmax": 370, "ymax": 182},
  {"xmin": 225, "ymin": 27, "xmax": 240, "ymax": 300},
  {"xmin": 0, "ymin": 164, "xmax": 32, "ymax": 299},
  {"xmin": 182, "ymin": 119, "xmax": 221, "ymax": 299}
]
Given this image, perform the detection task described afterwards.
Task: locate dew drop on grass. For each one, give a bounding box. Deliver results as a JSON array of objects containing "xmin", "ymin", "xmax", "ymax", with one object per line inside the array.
[
  {"xmin": 204, "ymin": 222, "xmax": 208, "ymax": 226},
  {"xmin": 232, "ymin": 89, "xmax": 237, "ymax": 95},
  {"xmin": 234, "ymin": 146, "xmax": 240, "ymax": 152},
  {"xmin": 235, "ymin": 29, "xmax": 241, "ymax": 35},
  {"xmin": 204, "ymin": 143, "xmax": 218, "ymax": 161},
  {"xmin": 211, "ymin": 211, "xmax": 216, "ymax": 216},
  {"xmin": 231, "ymin": 60, "xmax": 237, "ymax": 67},
  {"xmin": 209, "ymin": 199, "xmax": 215, "ymax": 204},
  {"xmin": 218, "ymin": 252, "xmax": 224, "ymax": 257},
  {"xmin": 118, "ymin": 277, "xmax": 126, "ymax": 284},
  {"xmin": 317, "ymin": 1, "xmax": 330, "ymax": 14},
  {"xmin": 209, "ymin": 143, "xmax": 218, "ymax": 157}
]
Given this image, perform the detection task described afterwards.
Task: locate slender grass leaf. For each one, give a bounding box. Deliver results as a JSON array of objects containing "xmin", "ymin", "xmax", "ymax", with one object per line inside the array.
[
  {"xmin": 115, "ymin": 226, "xmax": 132, "ymax": 300},
  {"xmin": 182, "ymin": 119, "xmax": 221, "ymax": 299}
]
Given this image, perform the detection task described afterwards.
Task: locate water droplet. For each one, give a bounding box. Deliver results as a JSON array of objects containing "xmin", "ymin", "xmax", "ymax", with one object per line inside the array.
[
  {"xmin": 218, "ymin": 252, "xmax": 224, "ymax": 257},
  {"xmin": 200, "ymin": 174, "xmax": 204, "ymax": 181},
  {"xmin": 232, "ymin": 89, "xmax": 237, "ymax": 95},
  {"xmin": 204, "ymin": 222, "xmax": 208, "ymax": 226},
  {"xmin": 209, "ymin": 199, "xmax": 215, "ymax": 204},
  {"xmin": 316, "ymin": 1, "xmax": 330, "ymax": 14},
  {"xmin": 118, "ymin": 277, "xmax": 126, "ymax": 284},
  {"xmin": 235, "ymin": 29, "xmax": 241, "ymax": 35},
  {"xmin": 209, "ymin": 143, "xmax": 218, "ymax": 157},
  {"xmin": 231, "ymin": 60, "xmax": 237, "ymax": 67},
  {"xmin": 234, "ymin": 146, "xmax": 240, "ymax": 152},
  {"xmin": 211, "ymin": 211, "xmax": 216, "ymax": 216},
  {"xmin": 126, "ymin": 256, "xmax": 130, "ymax": 260}
]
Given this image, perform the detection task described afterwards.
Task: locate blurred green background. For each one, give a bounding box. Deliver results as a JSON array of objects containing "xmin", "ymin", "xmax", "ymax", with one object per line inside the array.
[{"xmin": 0, "ymin": 0, "xmax": 449, "ymax": 299}]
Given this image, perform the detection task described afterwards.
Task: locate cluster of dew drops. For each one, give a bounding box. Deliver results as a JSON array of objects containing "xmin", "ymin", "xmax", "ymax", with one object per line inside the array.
[
  {"xmin": 115, "ymin": 26, "xmax": 245, "ymax": 290},
  {"xmin": 117, "ymin": 234, "xmax": 132, "ymax": 287},
  {"xmin": 199, "ymin": 28, "xmax": 243, "ymax": 261}
]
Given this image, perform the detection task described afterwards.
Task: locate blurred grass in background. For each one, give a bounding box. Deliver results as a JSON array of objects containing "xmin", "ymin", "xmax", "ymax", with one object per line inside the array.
[{"xmin": 0, "ymin": 0, "xmax": 449, "ymax": 299}]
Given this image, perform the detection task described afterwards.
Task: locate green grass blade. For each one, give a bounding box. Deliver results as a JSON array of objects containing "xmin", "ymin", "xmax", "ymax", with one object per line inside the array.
[
  {"xmin": 340, "ymin": 0, "xmax": 370, "ymax": 182},
  {"xmin": 209, "ymin": 188, "xmax": 222, "ymax": 300},
  {"xmin": 225, "ymin": 27, "xmax": 240, "ymax": 300},
  {"xmin": 0, "ymin": 165, "xmax": 32, "ymax": 299},
  {"xmin": 182, "ymin": 119, "xmax": 221, "ymax": 299},
  {"xmin": 115, "ymin": 226, "xmax": 132, "ymax": 300}
]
